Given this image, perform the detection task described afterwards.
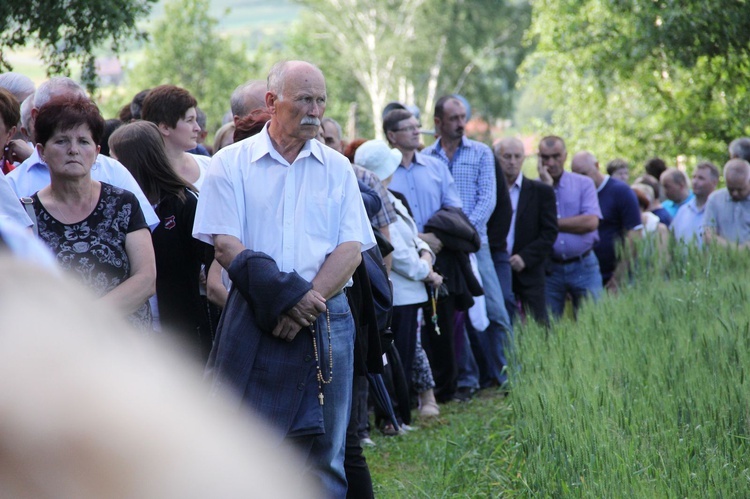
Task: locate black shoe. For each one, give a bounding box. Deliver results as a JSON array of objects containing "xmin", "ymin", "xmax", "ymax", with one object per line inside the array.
[{"xmin": 453, "ymin": 386, "xmax": 476, "ymax": 402}]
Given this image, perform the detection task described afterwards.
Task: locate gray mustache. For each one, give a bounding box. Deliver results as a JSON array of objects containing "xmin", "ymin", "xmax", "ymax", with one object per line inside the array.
[{"xmin": 301, "ymin": 117, "xmax": 321, "ymax": 126}]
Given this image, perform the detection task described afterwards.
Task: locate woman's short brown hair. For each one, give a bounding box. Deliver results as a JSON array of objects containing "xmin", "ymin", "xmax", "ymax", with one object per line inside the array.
[
  {"xmin": 34, "ymin": 96, "xmax": 105, "ymax": 147},
  {"xmin": 0, "ymin": 88, "xmax": 20, "ymax": 131},
  {"xmin": 141, "ymin": 85, "xmax": 197, "ymax": 129}
]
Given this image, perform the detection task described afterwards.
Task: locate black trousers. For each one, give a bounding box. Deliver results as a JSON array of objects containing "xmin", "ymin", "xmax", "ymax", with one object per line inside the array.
[
  {"xmin": 420, "ymin": 294, "xmax": 457, "ymax": 403},
  {"xmin": 345, "ymin": 375, "xmax": 373, "ymax": 499},
  {"xmin": 513, "ymin": 277, "xmax": 549, "ymax": 326},
  {"xmin": 391, "ymin": 303, "xmax": 420, "ymax": 390}
]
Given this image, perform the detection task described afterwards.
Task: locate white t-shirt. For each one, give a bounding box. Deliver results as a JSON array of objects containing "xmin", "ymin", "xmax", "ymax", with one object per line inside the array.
[{"xmin": 189, "ymin": 153, "xmax": 211, "ymax": 191}]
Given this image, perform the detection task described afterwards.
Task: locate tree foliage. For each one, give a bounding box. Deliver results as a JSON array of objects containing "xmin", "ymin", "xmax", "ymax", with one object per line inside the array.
[
  {"xmin": 288, "ymin": 0, "xmax": 531, "ymax": 139},
  {"xmin": 129, "ymin": 0, "xmax": 267, "ymax": 132},
  {"xmin": 2, "ymin": 0, "xmax": 156, "ymax": 90},
  {"xmin": 518, "ymin": 0, "xmax": 750, "ymax": 168}
]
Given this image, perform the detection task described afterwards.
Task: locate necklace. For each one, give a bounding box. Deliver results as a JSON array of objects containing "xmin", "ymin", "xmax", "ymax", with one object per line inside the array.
[
  {"xmin": 309, "ymin": 308, "xmax": 333, "ymax": 406},
  {"xmin": 51, "ymin": 184, "xmax": 96, "ymax": 224}
]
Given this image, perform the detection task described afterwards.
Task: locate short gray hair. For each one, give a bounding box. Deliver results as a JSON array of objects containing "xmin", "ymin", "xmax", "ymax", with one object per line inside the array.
[
  {"xmin": 0, "ymin": 72, "xmax": 35, "ymax": 102},
  {"xmin": 729, "ymin": 137, "xmax": 750, "ymax": 162},
  {"xmin": 34, "ymin": 77, "xmax": 87, "ymax": 109},
  {"xmin": 20, "ymin": 94, "xmax": 33, "ymax": 132},
  {"xmin": 230, "ymin": 79, "xmax": 266, "ymax": 117},
  {"xmin": 321, "ymin": 117, "xmax": 342, "ymax": 139},
  {"xmin": 266, "ymin": 61, "xmax": 323, "ymax": 102},
  {"xmin": 195, "ymin": 107, "xmax": 206, "ymax": 130},
  {"xmin": 266, "ymin": 62, "xmax": 289, "ymax": 100}
]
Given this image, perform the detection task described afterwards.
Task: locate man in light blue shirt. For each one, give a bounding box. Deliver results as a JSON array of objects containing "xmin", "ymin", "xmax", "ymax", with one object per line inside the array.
[
  {"xmin": 660, "ymin": 168, "xmax": 694, "ymax": 218},
  {"xmin": 423, "ymin": 95, "xmax": 512, "ymax": 396},
  {"xmin": 671, "ymin": 161, "xmax": 719, "ymax": 247},
  {"xmin": 385, "ymin": 107, "xmax": 467, "ymax": 403},
  {"xmin": 704, "ymin": 159, "xmax": 750, "ymax": 247}
]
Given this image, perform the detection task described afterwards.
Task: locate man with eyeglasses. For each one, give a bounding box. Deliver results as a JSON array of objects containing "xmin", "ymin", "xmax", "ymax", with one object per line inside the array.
[
  {"xmin": 384, "ymin": 107, "xmax": 465, "ymax": 403},
  {"xmin": 493, "ymin": 137, "xmax": 558, "ymax": 325},
  {"xmin": 537, "ymin": 135, "xmax": 603, "ymax": 319}
]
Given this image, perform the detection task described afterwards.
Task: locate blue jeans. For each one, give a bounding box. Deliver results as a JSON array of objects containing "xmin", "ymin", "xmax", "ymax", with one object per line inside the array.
[
  {"xmin": 545, "ymin": 251, "xmax": 603, "ymax": 319},
  {"xmin": 455, "ymin": 312, "xmax": 480, "ymax": 390},
  {"xmin": 492, "ymin": 249, "xmax": 518, "ymax": 323},
  {"xmin": 293, "ymin": 292, "xmax": 354, "ymax": 498},
  {"xmin": 459, "ymin": 244, "xmax": 514, "ymax": 387}
]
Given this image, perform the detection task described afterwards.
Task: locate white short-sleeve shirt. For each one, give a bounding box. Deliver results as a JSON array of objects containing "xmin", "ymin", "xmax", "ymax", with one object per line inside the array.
[{"xmin": 193, "ymin": 124, "xmax": 375, "ymax": 283}]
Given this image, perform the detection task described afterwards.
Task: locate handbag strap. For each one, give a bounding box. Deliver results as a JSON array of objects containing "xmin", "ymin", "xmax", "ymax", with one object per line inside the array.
[{"xmin": 20, "ymin": 197, "xmax": 38, "ymax": 237}]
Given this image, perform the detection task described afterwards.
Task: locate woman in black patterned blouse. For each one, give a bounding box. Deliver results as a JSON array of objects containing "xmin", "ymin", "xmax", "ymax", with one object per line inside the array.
[{"xmin": 31, "ymin": 97, "xmax": 156, "ymax": 330}]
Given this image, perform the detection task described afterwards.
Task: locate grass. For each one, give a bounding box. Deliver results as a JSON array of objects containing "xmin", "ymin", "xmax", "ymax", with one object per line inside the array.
[
  {"xmin": 511, "ymin": 243, "xmax": 750, "ymax": 496},
  {"xmin": 369, "ymin": 243, "xmax": 750, "ymax": 496},
  {"xmin": 368, "ymin": 390, "xmax": 519, "ymax": 497}
]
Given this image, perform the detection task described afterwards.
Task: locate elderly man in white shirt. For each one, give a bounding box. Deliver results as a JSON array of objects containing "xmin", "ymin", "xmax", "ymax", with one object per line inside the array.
[
  {"xmin": 193, "ymin": 61, "xmax": 374, "ymax": 499},
  {"xmin": 6, "ymin": 77, "xmax": 158, "ymax": 229}
]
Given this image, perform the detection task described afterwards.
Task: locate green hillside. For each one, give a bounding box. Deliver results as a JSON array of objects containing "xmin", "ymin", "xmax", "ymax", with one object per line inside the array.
[{"xmin": 147, "ymin": 0, "xmax": 301, "ymax": 41}]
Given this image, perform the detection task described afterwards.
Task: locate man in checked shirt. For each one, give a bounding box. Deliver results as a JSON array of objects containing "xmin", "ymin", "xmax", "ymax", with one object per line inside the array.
[{"xmin": 423, "ymin": 95, "xmax": 513, "ymax": 398}]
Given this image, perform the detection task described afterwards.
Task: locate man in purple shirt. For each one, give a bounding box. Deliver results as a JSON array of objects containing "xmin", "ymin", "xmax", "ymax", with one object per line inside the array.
[{"xmin": 538, "ymin": 136, "xmax": 603, "ymax": 318}]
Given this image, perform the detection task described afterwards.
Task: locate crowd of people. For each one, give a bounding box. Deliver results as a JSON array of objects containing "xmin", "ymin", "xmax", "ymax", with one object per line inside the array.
[{"xmin": 1, "ymin": 62, "xmax": 750, "ymax": 498}]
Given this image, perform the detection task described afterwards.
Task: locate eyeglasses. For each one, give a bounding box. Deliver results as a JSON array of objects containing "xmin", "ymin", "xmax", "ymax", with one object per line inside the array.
[{"xmin": 394, "ymin": 124, "xmax": 421, "ymax": 133}]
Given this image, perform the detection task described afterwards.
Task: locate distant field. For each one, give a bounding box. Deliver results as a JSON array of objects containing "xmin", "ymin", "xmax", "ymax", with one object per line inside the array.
[
  {"xmin": 5, "ymin": 0, "xmax": 301, "ymax": 79},
  {"xmin": 145, "ymin": 0, "xmax": 300, "ymax": 38}
]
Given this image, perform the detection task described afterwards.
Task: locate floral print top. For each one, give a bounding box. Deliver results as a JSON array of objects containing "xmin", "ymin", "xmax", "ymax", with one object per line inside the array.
[{"xmin": 32, "ymin": 182, "xmax": 151, "ymax": 330}]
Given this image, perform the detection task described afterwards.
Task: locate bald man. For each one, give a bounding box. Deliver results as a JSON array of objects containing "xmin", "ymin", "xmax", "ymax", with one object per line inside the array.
[
  {"xmin": 728, "ymin": 137, "xmax": 750, "ymax": 162},
  {"xmin": 704, "ymin": 159, "xmax": 750, "ymax": 247},
  {"xmin": 195, "ymin": 61, "xmax": 375, "ymax": 497},
  {"xmin": 660, "ymin": 167, "xmax": 694, "ymax": 217},
  {"xmin": 229, "ymin": 79, "xmax": 267, "ymax": 125},
  {"xmin": 493, "ymin": 138, "xmax": 557, "ymax": 324},
  {"xmin": 571, "ymin": 151, "xmax": 642, "ymax": 289}
]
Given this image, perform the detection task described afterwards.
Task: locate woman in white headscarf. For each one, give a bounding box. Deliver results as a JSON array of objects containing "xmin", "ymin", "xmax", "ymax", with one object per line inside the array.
[{"xmin": 355, "ymin": 139, "xmax": 443, "ymax": 417}]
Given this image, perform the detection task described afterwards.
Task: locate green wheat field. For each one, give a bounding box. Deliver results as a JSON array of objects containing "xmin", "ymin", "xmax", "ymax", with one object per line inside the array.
[{"xmin": 369, "ymin": 242, "xmax": 750, "ymax": 497}]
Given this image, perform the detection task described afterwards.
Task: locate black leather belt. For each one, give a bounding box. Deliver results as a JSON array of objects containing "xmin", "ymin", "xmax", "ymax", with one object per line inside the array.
[{"xmin": 550, "ymin": 249, "xmax": 592, "ymax": 265}]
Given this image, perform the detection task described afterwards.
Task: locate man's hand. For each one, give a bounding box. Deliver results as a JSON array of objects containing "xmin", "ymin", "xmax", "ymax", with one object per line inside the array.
[
  {"xmin": 419, "ymin": 232, "xmax": 443, "ymax": 254},
  {"xmin": 286, "ymin": 289, "xmax": 327, "ymax": 327},
  {"xmin": 272, "ymin": 314, "xmax": 304, "ymax": 342},
  {"xmin": 424, "ymin": 271, "xmax": 443, "ymax": 288},
  {"xmin": 5, "ymin": 140, "xmax": 33, "ymax": 164},
  {"xmin": 537, "ymin": 157, "xmax": 553, "ymax": 186},
  {"xmin": 509, "ymin": 254, "xmax": 526, "ymax": 273}
]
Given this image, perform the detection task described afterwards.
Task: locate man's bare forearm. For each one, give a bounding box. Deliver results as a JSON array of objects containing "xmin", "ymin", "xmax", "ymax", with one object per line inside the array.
[
  {"xmin": 312, "ymin": 241, "xmax": 362, "ymax": 299},
  {"xmin": 214, "ymin": 234, "xmax": 246, "ymax": 270}
]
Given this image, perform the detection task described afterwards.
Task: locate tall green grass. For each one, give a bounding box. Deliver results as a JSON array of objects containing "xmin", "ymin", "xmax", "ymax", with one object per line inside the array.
[{"xmin": 512, "ymin": 243, "xmax": 750, "ymax": 496}]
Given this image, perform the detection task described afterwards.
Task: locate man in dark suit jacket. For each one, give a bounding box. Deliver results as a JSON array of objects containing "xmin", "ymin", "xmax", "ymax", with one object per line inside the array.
[{"xmin": 494, "ymin": 138, "xmax": 558, "ymax": 324}]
